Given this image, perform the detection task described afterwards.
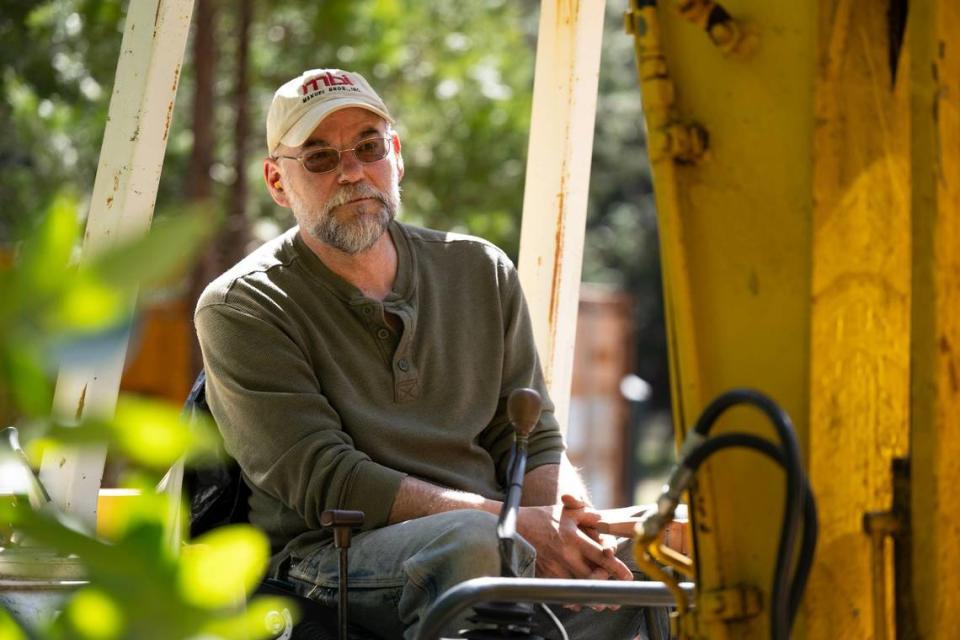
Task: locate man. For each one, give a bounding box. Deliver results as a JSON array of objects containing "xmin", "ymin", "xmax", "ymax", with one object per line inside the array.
[{"xmin": 196, "ymin": 68, "xmax": 667, "ymax": 639}]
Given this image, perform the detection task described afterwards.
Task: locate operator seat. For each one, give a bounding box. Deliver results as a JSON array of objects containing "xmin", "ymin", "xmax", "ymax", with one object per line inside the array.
[{"xmin": 182, "ymin": 370, "xmax": 363, "ymax": 640}]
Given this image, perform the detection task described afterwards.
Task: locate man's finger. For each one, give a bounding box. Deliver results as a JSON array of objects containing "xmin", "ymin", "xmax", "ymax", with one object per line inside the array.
[
  {"xmin": 575, "ymin": 510, "xmax": 602, "ymax": 527},
  {"xmin": 580, "ymin": 524, "xmax": 601, "ymax": 543},
  {"xmin": 583, "ymin": 566, "xmax": 621, "ymax": 611},
  {"xmin": 538, "ymin": 558, "xmax": 574, "ymax": 580},
  {"xmin": 574, "ymin": 532, "xmax": 633, "ymax": 581},
  {"xmin": 562, "ymin": 548, "xmax": 599, "ymax": 579}
]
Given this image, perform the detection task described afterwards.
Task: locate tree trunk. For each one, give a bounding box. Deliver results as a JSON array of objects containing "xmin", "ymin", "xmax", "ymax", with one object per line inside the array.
[
  {"xmin": 186, "ymin": 0, "xmax": 217, "ymax": 202},
  {"xmin": 186, "ymin": 0, "xmax": 218, "ymax": 375},
  {"xmin": 223, "ymin": 0, "xmax": 252, "ymax": 268}
]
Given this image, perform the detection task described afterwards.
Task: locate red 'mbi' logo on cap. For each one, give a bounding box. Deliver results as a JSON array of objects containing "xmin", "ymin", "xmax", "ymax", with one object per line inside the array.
[{"xmin": 301, "ymin": 72, "xmax": 354, "ymax": 95}]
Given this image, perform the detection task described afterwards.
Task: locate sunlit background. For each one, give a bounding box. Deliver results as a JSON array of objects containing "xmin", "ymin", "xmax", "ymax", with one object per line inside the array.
[{"xmin": 0, "ymin": 0, "xmax": 674, "ymax": 509}]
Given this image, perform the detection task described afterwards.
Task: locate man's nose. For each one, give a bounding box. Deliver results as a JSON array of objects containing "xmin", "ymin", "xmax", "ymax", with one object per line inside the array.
[{"xmin": 336, "ymin": 150, "xmax": 364, "ymax": 184}]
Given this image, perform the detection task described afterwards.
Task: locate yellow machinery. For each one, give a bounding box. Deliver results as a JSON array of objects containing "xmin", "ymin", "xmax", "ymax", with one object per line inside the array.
[{"xmin": 626, "ymin": 0, "xmax": 960, "ymax": 638}]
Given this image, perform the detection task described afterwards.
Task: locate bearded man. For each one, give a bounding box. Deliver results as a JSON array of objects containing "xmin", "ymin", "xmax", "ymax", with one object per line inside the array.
[{"xmin": 195, "ymin": 68, "xmax": 667, "ymax": 639}]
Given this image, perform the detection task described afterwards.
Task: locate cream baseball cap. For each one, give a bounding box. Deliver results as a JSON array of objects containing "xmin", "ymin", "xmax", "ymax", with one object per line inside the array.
[{"xmin": 266, "ymin": 68, "xmax": 394, "ymax": 153}]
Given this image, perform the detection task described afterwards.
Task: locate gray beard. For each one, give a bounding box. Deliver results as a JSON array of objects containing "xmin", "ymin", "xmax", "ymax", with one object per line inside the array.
[{"xmin": 291, "ymin": 182, "xmax": 400, "ymax": 255}]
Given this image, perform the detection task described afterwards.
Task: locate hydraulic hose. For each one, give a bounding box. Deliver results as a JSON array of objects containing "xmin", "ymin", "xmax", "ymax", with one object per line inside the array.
[
  {"xmin": 691, "ymin": 390, "xmax": 805, "ymax": 640},
  {"xmin": 681, "ymin": 414, "xmax": 818, "ymax": 637}
]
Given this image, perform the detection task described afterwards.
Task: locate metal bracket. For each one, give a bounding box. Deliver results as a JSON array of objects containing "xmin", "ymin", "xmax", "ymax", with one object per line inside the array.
[
  {"xmin": 862, "ymin": 457, "xmax": 912, "ymax": 640},
  {"xmin": 698, "ymin": 585, "xmax": 763, "ymax": 622},
  {"xmin": 676, "ymin": 0, "xmax": 749, "ymax": 55},
  {"xmin": 649, "ymin": 123, "xmax": 709, "ymax": 164}
]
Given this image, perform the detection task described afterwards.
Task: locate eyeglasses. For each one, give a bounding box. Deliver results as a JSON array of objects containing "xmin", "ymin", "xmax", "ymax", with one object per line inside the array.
[{"xmin": 274, "ymin": 135, "xmax": 392, "ymax": 174}]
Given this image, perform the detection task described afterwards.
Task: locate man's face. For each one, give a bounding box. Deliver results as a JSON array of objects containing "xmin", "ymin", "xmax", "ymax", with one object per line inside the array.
[{"xmin": 270, "ymin": 107, "xmax": 403, "ymax": 255}]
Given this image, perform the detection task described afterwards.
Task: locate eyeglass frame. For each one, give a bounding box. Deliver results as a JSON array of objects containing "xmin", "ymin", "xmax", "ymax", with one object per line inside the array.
[{"xmin": 272, "ymin": 134, "xmax": 395, "ymax": 174}]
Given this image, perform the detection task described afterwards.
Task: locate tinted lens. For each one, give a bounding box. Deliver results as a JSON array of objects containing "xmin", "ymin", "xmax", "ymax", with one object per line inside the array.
[
  {"xmin": 354, "ymin": 137, "xmax": 389, "ymax": 162},
  {"xmin": 302, "ymin": 148, "xmax": 340, "ymax": 173}
]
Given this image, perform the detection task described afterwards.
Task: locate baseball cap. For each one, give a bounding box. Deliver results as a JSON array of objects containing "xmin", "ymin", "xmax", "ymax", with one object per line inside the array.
[{"xmin": 266, "ymin": 68, "xmax": 394, "ymax": 153}]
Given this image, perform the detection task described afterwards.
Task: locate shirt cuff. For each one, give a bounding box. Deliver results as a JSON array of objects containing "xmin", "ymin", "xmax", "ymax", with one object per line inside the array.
[{"xmin": 341, "ymin": 460, "xmax": 407, "ymax": 530}]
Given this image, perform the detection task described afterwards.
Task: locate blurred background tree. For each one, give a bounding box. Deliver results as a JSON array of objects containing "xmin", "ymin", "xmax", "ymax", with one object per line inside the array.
[{"xmin": 0, "ymin": 0, "xmax": 670, "ymax": 496}]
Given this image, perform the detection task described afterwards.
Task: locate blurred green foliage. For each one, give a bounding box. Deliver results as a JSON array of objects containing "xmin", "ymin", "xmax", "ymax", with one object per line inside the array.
[
  {"xmin": 0, "ymin": 0, "xmax": 668, "ymax": 403},
  {"xmin": 0, "ymin": 197, "xmax": 286, "ymax": 638},
  {"xmin": 169, "ymin": 0, "xmax": 536, "ymax": 257}
]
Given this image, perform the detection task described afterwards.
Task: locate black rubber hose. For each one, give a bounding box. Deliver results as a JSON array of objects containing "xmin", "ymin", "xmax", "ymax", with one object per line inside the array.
[
  {"xmin": 682, "ymin": 431, "xmax": 816, "ymax": 637},
  {"xmin": 691, "ymin": 390, "xmax": 804, "ymax": 640},
  {"xmin": 788, "ymin": 483, "xmax": 818, "ymax": 623},
  {"xmin": 683, "ymin": 432, "xmax": 782, "ymax": 470}
]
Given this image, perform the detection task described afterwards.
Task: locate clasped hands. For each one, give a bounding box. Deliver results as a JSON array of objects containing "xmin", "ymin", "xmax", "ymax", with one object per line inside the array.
[{"xmin": 516, "ymin": 494, "xmax": 687, "ymax": 612}]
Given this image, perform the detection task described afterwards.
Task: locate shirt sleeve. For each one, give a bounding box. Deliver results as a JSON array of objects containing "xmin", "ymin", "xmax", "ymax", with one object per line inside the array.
[
  {"xmin": 195, "ymin": 301, "xmax": 407, "ymax": 531},
  {"xmin": 477, "ymin": 256, "xmax": 566, "ymax": 485}
]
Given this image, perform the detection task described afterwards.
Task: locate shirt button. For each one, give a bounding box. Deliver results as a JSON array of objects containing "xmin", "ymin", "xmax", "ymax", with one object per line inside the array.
[
  {"xmin": 397, "ymin": 358, "xmax": 410, "ymax": 372},
  {"xmin": 377, "ymin": 328, "xmax": 390, "ymax": 340},
  {"xmin": 362, "ymin": 306, "xmax": 374, "ymax": 316}
]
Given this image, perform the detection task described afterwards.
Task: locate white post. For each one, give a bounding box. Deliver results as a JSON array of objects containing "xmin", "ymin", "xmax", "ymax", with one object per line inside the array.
[
  {"xmin": 517, "ymin": 0, "xmax": 607, "ymax": 431},
  {"xmin": 38, "ymin": 0, "xmax": 195, "ymax": 529}
]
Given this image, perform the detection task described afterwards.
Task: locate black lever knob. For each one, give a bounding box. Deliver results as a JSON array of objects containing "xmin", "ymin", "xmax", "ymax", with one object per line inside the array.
[
  {"xmin": 320, "ymin": 509, "xmax": 364, "ymax": 528},
  {"xmin": 507, "ymin": 388, "xmax": 542, "ymax": 438},
  {"xmin": 321, "ymin": 509, "xmax": 364, "ymax": 549}
]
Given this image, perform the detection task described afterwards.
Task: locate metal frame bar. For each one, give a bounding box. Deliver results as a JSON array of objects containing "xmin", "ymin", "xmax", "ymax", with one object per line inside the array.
[
  {"xmin": 416, "ymin": 577, "xmax": 694, "ymax": 640},
  {"xmin": 517, "ymin": 0, "xmax": 607, "ymax": 430},
  {"xmin": 38, "ymin": 0, "xmax": 195, "ymax": 529}
]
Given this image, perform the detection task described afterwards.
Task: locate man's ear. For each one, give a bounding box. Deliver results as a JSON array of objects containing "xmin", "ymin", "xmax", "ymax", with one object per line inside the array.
[
  {"xmin": 392, "ymin": 133, "xmax": 404, "ymax": 181},
  {"xmin": 264, "ymin": 157, "xmax": 290, "ymax": 207}
]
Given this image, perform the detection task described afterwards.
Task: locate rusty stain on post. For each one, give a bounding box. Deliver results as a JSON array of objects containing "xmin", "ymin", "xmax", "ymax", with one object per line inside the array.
[
  {"xmin": 557, "ymin": 0, "xmax": 578, "ymax": 26},
  {"xmin": 163, "ymin": 99, "xmax": 174, "ymax": 141},
  {"xmin": 74, "ymin": 385, "xmax": 87, "ymax": 421},
  {"xmin": 548, "ymin": 188, "xmax": 566, "ymax": 331}
]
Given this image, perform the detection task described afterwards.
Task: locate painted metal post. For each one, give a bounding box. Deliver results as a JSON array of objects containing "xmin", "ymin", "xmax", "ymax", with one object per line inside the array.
[
  {"xmin": 909, "ymin": 0, "xmax": 960, "ymax": 634},
  {"xmin": 37, "ymin": 0, "xmax": 195, "ymax": 530},
  {"xmin": 518, "ymin": 0, "xmax": 607, "ymax": 431}
]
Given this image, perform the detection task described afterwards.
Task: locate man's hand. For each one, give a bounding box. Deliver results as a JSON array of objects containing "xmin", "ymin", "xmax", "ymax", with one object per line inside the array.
[{"xmin": 516, "ymin": 495, "xmax": 633, "ymax": 582}]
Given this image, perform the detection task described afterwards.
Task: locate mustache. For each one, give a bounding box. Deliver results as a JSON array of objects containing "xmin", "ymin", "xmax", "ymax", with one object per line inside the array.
[{"xmin": 326, "ymin": 183, "xmax": 388, "ymax": 209}]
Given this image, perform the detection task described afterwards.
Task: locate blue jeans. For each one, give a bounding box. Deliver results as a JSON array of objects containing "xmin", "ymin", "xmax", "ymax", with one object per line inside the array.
[{"xmin": 287, "ymin": 509, "xmax": 669, "ymax": 639}]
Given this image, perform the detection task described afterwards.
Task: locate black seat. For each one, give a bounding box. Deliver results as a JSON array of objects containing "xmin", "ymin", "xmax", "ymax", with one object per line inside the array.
[{"xmin": 183, "ymin": 370, "xmax": 345, "ymax": 640}]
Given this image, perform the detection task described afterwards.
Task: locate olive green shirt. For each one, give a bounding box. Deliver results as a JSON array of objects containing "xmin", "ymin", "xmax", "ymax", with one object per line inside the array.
[{"xmin": 195, "ymin": 222, "xmax": 564, "ymax": 556}]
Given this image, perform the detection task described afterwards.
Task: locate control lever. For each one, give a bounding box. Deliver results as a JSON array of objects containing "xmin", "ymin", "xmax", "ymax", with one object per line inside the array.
[
  {"xmin": 320, "ymin": 509, "xmax": 364, "ymax": 640},
  {"xmin": 497, "ymin": 388, "xmax": 542, "ymax": 575},
  {"xmin": 461, "ymin": 389, "xmax": 545, "ymax": 639}
]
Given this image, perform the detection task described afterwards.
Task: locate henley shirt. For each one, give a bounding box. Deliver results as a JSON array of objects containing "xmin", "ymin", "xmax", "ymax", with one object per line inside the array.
[{"xmin": 195, "ymin": 221, "xmax": 564, "ymax": 558}]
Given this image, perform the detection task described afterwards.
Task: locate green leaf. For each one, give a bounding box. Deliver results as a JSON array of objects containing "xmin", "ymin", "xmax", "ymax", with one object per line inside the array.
[
  {"xmin": 94, "ymin": 486, "xmax": 170, "ymax": 542},
  {"xmin": 65, "ymin": 587, "xmax": 125, "ymax": 639},
  {"xmin": 49, "ymin": 273, "xmax": 128, "ymax": 331},
  {"xmin": 17, "ymin": 193, "xmax": 81, "ymax": 295},
  {"xmin": 41, "ymin": 393, "xmax": 217, "ymax": 471},
  {"xmin": 179, "ymin": 525, "xmax": 270, "ymax": 608},
  {"xmin": 0, "ymin": 605, "xmax": 28, "ymax": 640},
  {"xmin": 90, "ymin": 208, "xmax": 215, "ymax": 291},
  {"xmin": 112, "ymin": 396, "xmax": 194, "ymax": 469},
  {"xmin": 2, "ymin": 345, "xmax": 53, "ymax": 418}
]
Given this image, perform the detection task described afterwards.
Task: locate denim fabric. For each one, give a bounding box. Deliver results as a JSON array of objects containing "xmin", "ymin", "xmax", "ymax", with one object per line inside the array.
[{"xmin": 287, "ymin": 509, "xmax": 669, "ymax": 639}]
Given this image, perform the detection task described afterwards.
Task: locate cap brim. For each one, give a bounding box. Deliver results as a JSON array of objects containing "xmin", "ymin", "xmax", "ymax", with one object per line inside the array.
[{"xmin": 277, "ymin": 99, "xmax": 394, "ymax": 151}]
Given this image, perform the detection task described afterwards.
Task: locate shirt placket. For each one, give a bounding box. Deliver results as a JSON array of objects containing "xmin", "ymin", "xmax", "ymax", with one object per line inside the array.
[
  {"xmin": 386, "ymin": 302, "xmax": 419, "ymax": 403},
  {"xmin": 357, "ymin": 301, "xmax": 398, "ymax": 365}
]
